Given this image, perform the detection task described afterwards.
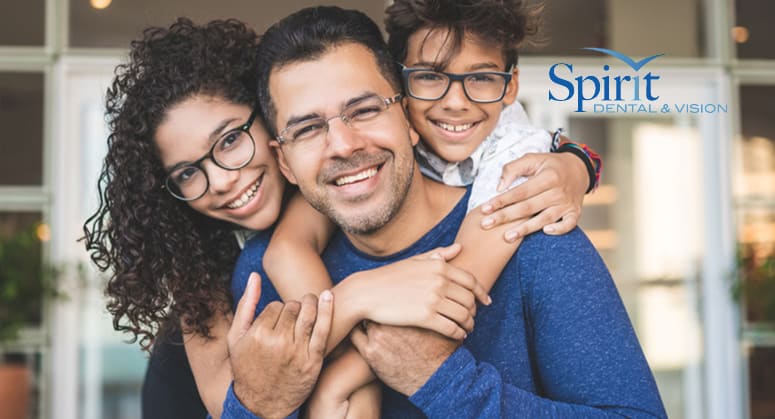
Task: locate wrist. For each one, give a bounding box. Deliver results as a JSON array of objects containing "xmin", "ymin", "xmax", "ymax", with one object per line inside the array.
[
  {"xmin": 334, "ymin": 272, "xmax": 369, "ymax": 323},
  {"xmin": 233, "ymin": 381, "xmax": 295, "ymax": 419}
]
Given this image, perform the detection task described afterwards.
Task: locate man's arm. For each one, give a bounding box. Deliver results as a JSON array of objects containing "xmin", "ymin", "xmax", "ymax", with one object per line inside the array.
[{"xmin": 353, "ymin": 230, "xmax": 666, "ymax": 418}]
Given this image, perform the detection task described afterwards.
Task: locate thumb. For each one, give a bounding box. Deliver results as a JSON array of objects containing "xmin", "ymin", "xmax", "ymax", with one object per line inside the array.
[
  {"xmin": 426, "ymin": 243, "xmax": 462, "ymax": 261},
  {"xmin": 350, "ymin": 326, "xmax": 370, "ymax": 356},
  {"xmin": 230, "ymin": 273, "xmax": 262, "ymax": 341},
  {"xmin": 498, "ymin": 153, "xmax": 541, "ymax": 192}
]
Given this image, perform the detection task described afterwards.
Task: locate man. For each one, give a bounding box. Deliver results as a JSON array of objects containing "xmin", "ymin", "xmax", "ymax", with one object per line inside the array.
[{"xmin": 223, "ymin": 6, "xmax": 666, "ymax": 419}]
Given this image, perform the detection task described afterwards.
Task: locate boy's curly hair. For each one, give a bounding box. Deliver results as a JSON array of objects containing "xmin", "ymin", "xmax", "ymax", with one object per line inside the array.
[
  {"xmin": 385, "ymin": 0, "xmax": 542, "ymax": 70},
  {"xmin": 82, "ymin": 18, "xmax": 260, "ymax": 350}
]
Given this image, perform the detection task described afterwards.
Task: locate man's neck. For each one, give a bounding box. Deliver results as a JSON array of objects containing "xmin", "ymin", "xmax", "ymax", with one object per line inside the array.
[{"xmin": 344, "ymin": 166, "xmax": 466, "ymax": 257}]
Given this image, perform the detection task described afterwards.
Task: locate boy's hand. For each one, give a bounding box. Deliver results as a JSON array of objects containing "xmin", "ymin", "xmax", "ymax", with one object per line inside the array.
[
  {"xmin": 351, "ymin": 244, "xmax": 489, "ymax": 340},
  {"xmin": 480, "ymin": 152, "xmax": 587, "ymax": 241}
]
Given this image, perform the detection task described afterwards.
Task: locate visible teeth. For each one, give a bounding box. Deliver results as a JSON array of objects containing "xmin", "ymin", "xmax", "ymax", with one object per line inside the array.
[
  {"xmin": 227, "ymin": 178, "xmax": 261, "ymax": 209},
  {"xmin": 335, "ymin": 167, "xmax": 378, "ymax": 186},
  {"xmin": 435, "ymin": 121, "xmax": 474, "ymax": 132}
]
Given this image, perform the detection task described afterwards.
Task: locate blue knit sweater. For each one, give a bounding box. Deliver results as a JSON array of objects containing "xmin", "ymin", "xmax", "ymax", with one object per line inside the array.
[{"xmin": 223, "ymin": 189, "xmax": 666, "ymax": 418}]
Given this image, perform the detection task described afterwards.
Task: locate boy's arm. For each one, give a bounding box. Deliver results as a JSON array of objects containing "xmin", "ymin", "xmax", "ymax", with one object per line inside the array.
[
  {"xmin": 183, "ymin": 310, "xmax": 233, "ymax": 419},
  {"xmin": 480, "ymin": 135, "xmax": 598, "ymax": 240},
  {"xmin": 263, "ymin": 192, "xmax": 336, "ymax": 302}
]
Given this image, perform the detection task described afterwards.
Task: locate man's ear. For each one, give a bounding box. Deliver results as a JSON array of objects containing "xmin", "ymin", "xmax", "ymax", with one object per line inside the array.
[
  {"xmin": 270, "ymin": 141, "xmax": 298, "ymax": 185},
  {"xmin": 502, "ymin": 66, "xmax": 520, "ymax": 106}
]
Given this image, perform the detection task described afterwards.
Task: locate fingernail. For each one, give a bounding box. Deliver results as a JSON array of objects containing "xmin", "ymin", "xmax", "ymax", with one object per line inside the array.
[
  {"xmin": 505, "ymin": 230, "xmax": 519, "ymax": 242},
  {"xmin": 545, "ymin": 226, "xmax": 556, "ymax": 233},
  {"xmin": 321, "ymin": 290, "xmax": 333, "ymax": 301},
  {"xmin": 430, "ymin": 252, "xmax": 443, "ymax": 260},
  {"xmin": 487, "ymin": 295, "xmax": 493, "ymax": 305},
  {"xmin": 482, "ymin": 204, "xmax": 493, "ymax": 214},
  {"xmin": 482, "ymin": 218, "xmax": 494, "ymax": 228}
]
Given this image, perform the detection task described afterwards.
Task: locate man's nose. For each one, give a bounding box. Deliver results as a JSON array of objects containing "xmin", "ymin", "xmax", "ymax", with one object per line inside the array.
[
  {"xmin": 440, "ymin": 80, "xmax": 471, "ymax": 111},
  {"xmin": 325, "ymin": 117, "xmax": 366, "ymax": 158},
  {"xmin": 203, "ymin": 160, "xmax": 240, "ymax": 194}
]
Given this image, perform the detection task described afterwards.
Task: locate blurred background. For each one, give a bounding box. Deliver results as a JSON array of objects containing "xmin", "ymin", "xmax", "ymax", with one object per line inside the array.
[{"xmin": 0, "ymin": 0, "xmax": 772, "ymax": 418}]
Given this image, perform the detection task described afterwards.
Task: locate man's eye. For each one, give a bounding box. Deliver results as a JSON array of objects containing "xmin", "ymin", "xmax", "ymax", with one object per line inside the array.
[
  {"xmin": 292, "ymin": 122, "xmax": 326, "ymax": 141},
  {"xmin": 348, "ymin": 105, "xmax": 381, "ymax": 121}
]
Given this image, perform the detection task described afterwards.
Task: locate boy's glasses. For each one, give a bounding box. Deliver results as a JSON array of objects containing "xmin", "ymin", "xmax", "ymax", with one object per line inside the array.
[
  {"xmin": 276, "ymin": 93, "xmax": 402, "ymax": 145},
  {"xmin": 163, "ymin": 108, "xmax": 258, "ymax": 201},
  {"xmin": 401, "ymin": 65, "xmax": 513, "ymax": 104}
]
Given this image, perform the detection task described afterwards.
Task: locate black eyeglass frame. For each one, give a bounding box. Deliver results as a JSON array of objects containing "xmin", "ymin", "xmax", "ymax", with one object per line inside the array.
[
  {"xmin": 400, "ymin": 64, "xmax": 514, "ymax": 104},
  {"xmin": 275, "ymin": 93, "xmax": 403, "ymax": 145},
  {"xmin": 163, "ymin": 107, "xmax": 259, "ymax": 202}
]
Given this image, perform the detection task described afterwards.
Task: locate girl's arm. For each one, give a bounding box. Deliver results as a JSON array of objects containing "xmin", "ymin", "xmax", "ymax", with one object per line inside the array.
[
  {"xmin": 263, "ymin": 192, "xmax": 336, "ymax": 301},
  {"xmin": 305, "ymin": 346, "xmax": 380, "ymax": 419},
  {"xmin": 182, "ymin": 310, "xmax": 234, "ymax": 419}
]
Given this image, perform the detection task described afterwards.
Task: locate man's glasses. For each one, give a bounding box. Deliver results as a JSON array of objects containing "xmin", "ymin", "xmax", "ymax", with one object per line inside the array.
[
  {"xmin": 276, "ymin": 93, "xmax": 403, "ymax": 145},
  {"xmin": 163, "ymin": 109, "xmax": 258, "ymax": 201},
  {"xmin": 401, "ymin": 64, "xmax": 513, "ymax": 104}
]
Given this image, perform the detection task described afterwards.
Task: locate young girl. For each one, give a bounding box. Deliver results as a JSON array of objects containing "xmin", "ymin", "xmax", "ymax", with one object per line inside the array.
[{"xmin": 261, "ymin": 1, "xmax": 601, "ymax": 417}]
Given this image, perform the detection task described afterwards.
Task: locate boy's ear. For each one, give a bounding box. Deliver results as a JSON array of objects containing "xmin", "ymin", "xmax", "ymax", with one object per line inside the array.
[
  {"xmin": 269, "ymin": 141, "xmax": 298, "ymax": 185},
  {"xmin": 502, "ymin": 66, "xmax": 520, "ymax": 106}
]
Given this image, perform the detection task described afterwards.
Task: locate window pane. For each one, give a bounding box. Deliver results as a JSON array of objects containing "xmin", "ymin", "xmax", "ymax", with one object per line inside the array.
[
  {"xmin": 735, "ymin": 0, "xmax": 775, "ymax": 59},
  {"xmin": 749, "ymin": 346, "xmax": 775, "ymax": 418},
  {"xmin": 0, "ymin": 0, "xmax": 44, "ymax": 46},
  {"xmin": 572, "ymin": 116, "xmax": 705, "ymax": 419},
  {"xmin": 0, "ymin": 72, "xmax": 44, "ymax": 185},
  {"xmin": 523, "ymin": 0, "xmax": 704, "ymax": 57},
  {"xmin": 0, "ymin": 212, "xmax": 45, "ymax": 330},
  {"xmin": 69, "ymin": 0, "xmax": 386, "ymax": 48}
]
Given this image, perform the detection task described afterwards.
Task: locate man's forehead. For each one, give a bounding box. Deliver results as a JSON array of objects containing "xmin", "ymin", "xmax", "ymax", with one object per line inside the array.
[{"xmin": 268, "ymin": 43, "xmax": 394, "ymax": 122}]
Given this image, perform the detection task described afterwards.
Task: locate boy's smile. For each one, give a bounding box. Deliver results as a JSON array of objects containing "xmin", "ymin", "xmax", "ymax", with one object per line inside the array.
[{"xmin": 403, "ymin": 27, "xmax": 519, "ymax": 163}]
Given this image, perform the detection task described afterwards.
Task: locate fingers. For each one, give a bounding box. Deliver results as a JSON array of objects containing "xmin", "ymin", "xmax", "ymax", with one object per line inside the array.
[
  {"xmin": 350, "ymin": 326, "xmax": 369, "ymax": 356},
  {"xmin": 421, "ymin": 243, "xmax": 462, "ymax": 261},
  {"xmin": 444, "ymin": 264, "xmax": 491, "ymax": 305},
  {"xmin": 294, "ymin": 293, "xmax": 318, "ymax": 344},
  {"xmin": 276, "ymin": 300, "xmax": 302, "ymax": 340},
  {"xmin": 229, "ymin": 273, "xmax": 262, "ymax": 343},
  {"xmin": 427, "ymin": 313, "xmax": 468, "ymax": 340},
  {"xmin": 436, "ymin": 299, "xmax": 475, "ymax": 334},
  {"xmin": 504, "ymin": 205, "xmax": 565, "ymax": 243},
  {"xmin": 543, "ymin": 211, "xmax": 579, "ymax": 235},
  {"xmin": 485, "ymin": 168, "xmax": 557, "ymax": 216},
  {"xmin": 446, "ymin": 282, "xmax": 476, "ymax": 314},
  {"xmin": 496, "ymin": 153, "xmax": 543, "ymax": 192},
  {"xmin": 308, "ymin": 290, "xmax": 334, "ymax": 358},
  {"xmin": 482, "ymin": 187, "xmax": 560, "ymax": 231}
]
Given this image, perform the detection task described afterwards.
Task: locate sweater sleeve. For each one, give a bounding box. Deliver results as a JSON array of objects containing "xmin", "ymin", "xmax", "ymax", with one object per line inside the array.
[
  {"xmin": 221, "ymin": 382, "xmax": 299, "ymax": 419},
  {"xmin": 409, "ymin": 229, "xmax": 666, "ymax": 418}
]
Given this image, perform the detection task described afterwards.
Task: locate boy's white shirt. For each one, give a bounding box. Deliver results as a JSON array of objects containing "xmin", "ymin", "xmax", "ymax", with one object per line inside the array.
[{"xmin": 415, "ymin": 101, "xmax": 552, "ymax": 212}]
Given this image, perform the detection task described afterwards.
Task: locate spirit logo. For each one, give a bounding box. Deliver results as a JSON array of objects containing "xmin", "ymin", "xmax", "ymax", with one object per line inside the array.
[{"xmin": 548, "ymin": 48, "xmax": 664, "ymax": 112}]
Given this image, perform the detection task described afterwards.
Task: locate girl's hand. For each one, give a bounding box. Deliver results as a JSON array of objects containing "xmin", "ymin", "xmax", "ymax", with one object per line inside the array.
[
  {"xmin": 480, "ymin": 152, "xmax": 587, "ymax": 241},
  {"xmin": 351, "ymin": 244, "xmax": 490, "ymax": 340}
]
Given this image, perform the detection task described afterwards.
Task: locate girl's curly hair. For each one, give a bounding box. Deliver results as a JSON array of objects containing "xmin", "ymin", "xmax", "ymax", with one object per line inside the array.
[{"xmin": 83, "ymin": 18, "xmax": 260, "ymax": 351}]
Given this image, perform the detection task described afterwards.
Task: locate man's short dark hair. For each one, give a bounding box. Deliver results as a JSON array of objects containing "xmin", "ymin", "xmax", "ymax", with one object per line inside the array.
[
  {"xmin": 385, "ymin": 0, "xmax": 541, "ymax": 71},
  {"xmin": 256, "ymin": 6, "xmax": 402, "ymax": 137}
]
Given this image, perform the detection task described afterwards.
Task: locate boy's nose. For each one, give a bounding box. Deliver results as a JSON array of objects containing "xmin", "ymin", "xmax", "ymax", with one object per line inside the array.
[{"xmin": 440, "ymin": 80, "xmax": 471, "ymax": 110}]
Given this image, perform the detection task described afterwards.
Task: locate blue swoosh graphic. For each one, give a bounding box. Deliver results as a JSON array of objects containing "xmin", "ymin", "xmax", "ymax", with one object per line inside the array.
[{"xmin": 582, "ymin": 47, "xmax": 664, "ymax": 71}]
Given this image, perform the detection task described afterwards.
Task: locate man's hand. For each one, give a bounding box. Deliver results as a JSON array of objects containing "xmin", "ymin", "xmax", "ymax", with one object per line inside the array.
[
  {"xmin": 227, "ymin": 273, "xmax": 334, "ymax": 418},
  {"xmin": 350, "ymin": 322, "xmax": 460, "ymax": 396}
]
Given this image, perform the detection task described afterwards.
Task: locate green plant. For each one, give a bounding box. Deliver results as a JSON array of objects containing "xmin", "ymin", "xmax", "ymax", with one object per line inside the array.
[
  {"xmin": 0, "ymin": 223, "xmax": 58, "ymax": 343},
  {"xmin": 734, "ymin": 245, "xmax": 775, "ymax": 324}
]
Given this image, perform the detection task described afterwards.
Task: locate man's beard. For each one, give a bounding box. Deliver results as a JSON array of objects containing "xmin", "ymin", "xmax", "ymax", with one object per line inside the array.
[{"xmin": 304, "ymin": 149, "xmax": 415, "ymax": 235}]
